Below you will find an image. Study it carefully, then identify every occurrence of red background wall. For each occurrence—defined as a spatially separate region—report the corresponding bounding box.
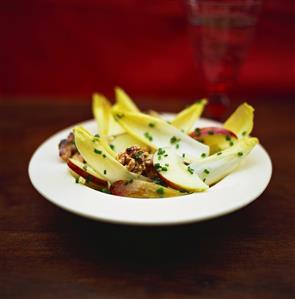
[0,0,294,100]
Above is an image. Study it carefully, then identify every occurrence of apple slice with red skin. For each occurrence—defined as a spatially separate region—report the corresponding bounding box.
[67,158,108,189]
[189,127,238,155]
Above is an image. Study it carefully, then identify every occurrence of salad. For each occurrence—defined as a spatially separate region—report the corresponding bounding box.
[58,87,258,198]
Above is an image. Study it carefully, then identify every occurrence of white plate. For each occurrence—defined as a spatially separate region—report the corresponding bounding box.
[28,116,272,226]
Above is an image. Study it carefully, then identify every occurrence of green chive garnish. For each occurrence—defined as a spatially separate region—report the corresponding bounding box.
[156,187,165,196]
[144,132,153,141]
[187,166,194,175]
[94,149,102,154]
[194,128,201,136]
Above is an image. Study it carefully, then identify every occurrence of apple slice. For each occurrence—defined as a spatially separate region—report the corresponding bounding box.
[153,147,208,192]
[223,103,254,138]
[190,126,238,154]
[67,158,108,188]
[113,111,209,162]
[110,180,183,198]
[171,99,207,133]
[74,126,149,183]
[190,137,259,186]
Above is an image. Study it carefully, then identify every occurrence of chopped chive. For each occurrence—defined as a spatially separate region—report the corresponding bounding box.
[164,154,168,157]
[201,153,207,158]
[157,148,166,155]
[144,132,153,141]
[134,151,143,160]
[161,167,168,172]
[226,135,231,141]
[153,177,163,185]
[154,163,161,170]
[75,176,80,183]
[203,169,210,174]
[229,141,234,146]
[101,188,110,194]
[182,153,185,158]
[103,170,107,175]
[176,144,180,149]
[156,187,165,196]
[217,152,222,155]
[94,134,100,138]
[94,149,102,154]
[102,154,107,158]
[116,113,124,119]
[203,178,206,182]
[165,163,169,167]
[237,152,243,157]
[194,128,201,136]
[110,144,115,150]
[148,122,156,128]
[187,166,194,175]
[170,136,178,144]
[242,131,247,136]
[208,130,214,135]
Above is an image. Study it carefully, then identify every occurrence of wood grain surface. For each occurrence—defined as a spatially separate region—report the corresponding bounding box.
[0,99,294,299]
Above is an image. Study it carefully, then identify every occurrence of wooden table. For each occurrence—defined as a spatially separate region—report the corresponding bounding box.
[0,99,294,299]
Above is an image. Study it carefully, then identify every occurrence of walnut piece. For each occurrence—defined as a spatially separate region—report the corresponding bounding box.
[117,146,157,178]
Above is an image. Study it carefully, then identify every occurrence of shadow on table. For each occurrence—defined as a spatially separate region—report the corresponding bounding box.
[51,202,261,270]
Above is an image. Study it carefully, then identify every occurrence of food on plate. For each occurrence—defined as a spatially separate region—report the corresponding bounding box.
[58,87,258,198]
[189,127,238,154]
[67,158,108,189]
[58,132,84,162]
[110,180,183,198]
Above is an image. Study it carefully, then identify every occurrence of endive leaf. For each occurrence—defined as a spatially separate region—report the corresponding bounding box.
[109,133,148,154]
[73,126,148,183]
[171,99,207,133]
[115,87,140,112]
[223,103,254,138]
[190,137,258,186]
[92,93,111,136]
[108,87,139,136]
[113,111,209,161]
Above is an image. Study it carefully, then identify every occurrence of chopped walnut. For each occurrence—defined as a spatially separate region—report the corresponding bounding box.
[58,132,84,162]
[117,146,158,178]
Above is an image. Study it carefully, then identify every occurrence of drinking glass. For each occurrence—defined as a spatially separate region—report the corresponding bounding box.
[186,0,262,119]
